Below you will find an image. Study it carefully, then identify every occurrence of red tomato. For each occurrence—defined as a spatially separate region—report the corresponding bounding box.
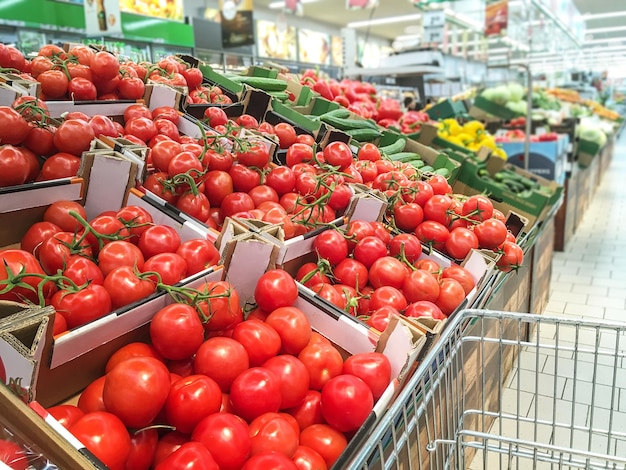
[388,233,423,263]
[343,352,392,401]
[150,303,204,360]
[125,117,157,142]
[254,269,298,312]
[123,428,158,470]
[497,241,524,273]
[151,432,188,469]
[194,337,249,392]
[445,227,479,260]
[402,269,440,303]
[154,442,219,470]
[204,107,228,128]
[368,256,408,290]
[313,229,348,266]
[323,141,353,170]
[474,218,508,249]
[357,143,381,161]
[164,374,222,434]
[293,445,328,470]
[176,239,220,275]
[286,143,314,167]
[0,250,54,304]
[69,412,131,470]
[297,342,343,391]
[197,280,242,333]
[286,390,324,430]
[462,194,494,223]
[38,69,69,98]
[221,191,255,218]
[20,221,61,256]
[333,258,368,290]
[353,236,388,269]
[39,152,82,182]
[0,145,29,187]
[103,356,171,428]
[369,285,407,312]
[415,220,450,251]
[204,170,233,206]
[274,122,297,149]
[118,77,145,100]
[105,342,162,373]
[299,424,347,468]
[24,126,55,158]
[115,205,153,241]
[46,404,84,429]
[90,51,120,80]
[103,265,155,310]
[243,451,298,470]
[53,119,95,157]
[263,355,310,409]
[320,374,373,432]
[137,225,181,259]
[51,284,112,329]
[230,367,282,422]
[0,106,32,146]
[404,301,446,320]
[236,141,270,168]
[77,376,106,414]
[98,240,145,277]
[435,277,466,316]
[428,174,451,195]
[393,202,424,232]
[265,166,296,196]
[265,306,312,356]
[249,413,299,457]
[441,265,475,295]
[231,319,281,367]
[192,413,251,470]
[68,77,97,101]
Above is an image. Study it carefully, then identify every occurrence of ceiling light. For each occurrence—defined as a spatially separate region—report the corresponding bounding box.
[584,36,626,44]
[444,8,482,31]
[586,25,626,34]
[268,0,319,8]
[582,11,626,21]
[347,13,422,28]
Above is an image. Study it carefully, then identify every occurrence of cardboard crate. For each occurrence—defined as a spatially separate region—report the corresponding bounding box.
[529,216,555,315]
[0,72,40,98]
[410,122,484,163]
[425,98,467,120]
[553,169,578,252]
[500,136,569,184]
[469,95,523,121]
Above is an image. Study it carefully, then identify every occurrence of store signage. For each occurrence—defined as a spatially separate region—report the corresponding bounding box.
[284,0,303,15]
[220,0,255,48]
[119,0,184,21]
[84,0,121,36]
[485,0,508,37]
[423,9,445,44]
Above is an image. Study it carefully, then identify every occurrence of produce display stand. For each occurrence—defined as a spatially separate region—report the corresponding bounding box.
[346,309,626,469]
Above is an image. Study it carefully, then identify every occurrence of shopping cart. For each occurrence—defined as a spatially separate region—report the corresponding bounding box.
[347,309,626,469]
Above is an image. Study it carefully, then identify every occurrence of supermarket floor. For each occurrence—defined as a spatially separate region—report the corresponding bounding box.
[468,131,626,469]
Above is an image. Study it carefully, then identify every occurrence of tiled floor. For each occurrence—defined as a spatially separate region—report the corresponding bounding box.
[468,132,626,469]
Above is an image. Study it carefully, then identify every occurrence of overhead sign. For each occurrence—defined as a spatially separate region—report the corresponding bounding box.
[220,0,255,48]
[423,9,445,44]
[119,0,183,21]
[284,0,303,15]
[84,0,121,36]
[485,0,508,36]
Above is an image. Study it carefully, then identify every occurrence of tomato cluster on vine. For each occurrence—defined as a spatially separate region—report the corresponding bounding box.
[0,200,220,334]
[45,269,391,470]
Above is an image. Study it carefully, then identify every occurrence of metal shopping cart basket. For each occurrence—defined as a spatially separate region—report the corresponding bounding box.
[346,309,626,469]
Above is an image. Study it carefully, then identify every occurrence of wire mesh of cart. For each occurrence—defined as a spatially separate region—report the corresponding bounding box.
[346,309,626,470]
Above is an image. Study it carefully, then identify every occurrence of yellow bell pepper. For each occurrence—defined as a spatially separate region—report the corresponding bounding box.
[461,120,485,135]
[440,118,462,136]
[492,147,508,160]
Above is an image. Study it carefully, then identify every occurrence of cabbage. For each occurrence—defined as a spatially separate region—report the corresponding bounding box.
[482,85,510,105]
[577,125,607,146]
[506,100,527,115]
[507,83,525,102]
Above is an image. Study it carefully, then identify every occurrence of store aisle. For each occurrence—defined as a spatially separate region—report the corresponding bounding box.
[468,132,626,469]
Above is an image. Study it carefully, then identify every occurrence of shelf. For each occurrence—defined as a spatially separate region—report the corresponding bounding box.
[343,65,444,78]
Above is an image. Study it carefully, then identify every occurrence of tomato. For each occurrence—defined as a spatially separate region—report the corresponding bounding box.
[231,319,281,367]
[152,106,180,124]
[441,265,475,296]
[154,442,219,470]
[103,356,170,428]
[311,229,347,266]
[38,69,69,98]
[164,374,222,434]
[68,45,95,65]
[298,342,343,391]
[368,256,408,290]
[221,191,256,218]
[203,106,228,128]
[230,367,282,421]
[0,145,29,187]
[125,428,158,470]
[393,202,424,232]
[103,265,155,309]
[462,194,494,223]
[137,225,181,259]
[53,119,95,156]
[176,238,220,275]
[47,404,84,429]
[236,114,259,128]
[149,303,204,360]
[249,413,299,457]
[327,183,352,212]
[243,451,298,469]
[369,285,407,312]
[474,218,508,249]
[274,122,297,149]
[176,192,211,222]
[116,205,153,241]
[299,424,347,468]
[51,284,112,329]
[343,352,392,401]
[77,376,107,414]
[264,306,312,356]
[24,126,55,157]
[142,252,187,285]
[90,51,120,80]
[497,241,524,273]
[152,432,188,469]
[293,446,328,470]
[285,143,314,167]
[404,300,445,320]
[332,258,368,291]
[388,233,422,264]
[352,236,388,269]
[194,337,249,392]
[98,240,145,277]
[435,277,466,316]
[125,117,157,143]
[68,77,97,101]
[263,354,310,409]
[357,143,381,161]
[0,107,31,145]
[30,55,54,77]
[143,172,179,204]
[38,152,81,181]
[192,413,251,470]
[323,141,353,170]
[105,342,162,373]
[123,104,152,122]
[117,76,144,100]
[402,269,440,303]
[254,269,298,312]
[428,174,451,195]
[197,280,242,333]
[0,250,54,304]
[445,227,479,260]
[265,166,296,196]
[320,374,373,433]
[236,141,271,168]
[69,412,131,470]
[415,220,450,251]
